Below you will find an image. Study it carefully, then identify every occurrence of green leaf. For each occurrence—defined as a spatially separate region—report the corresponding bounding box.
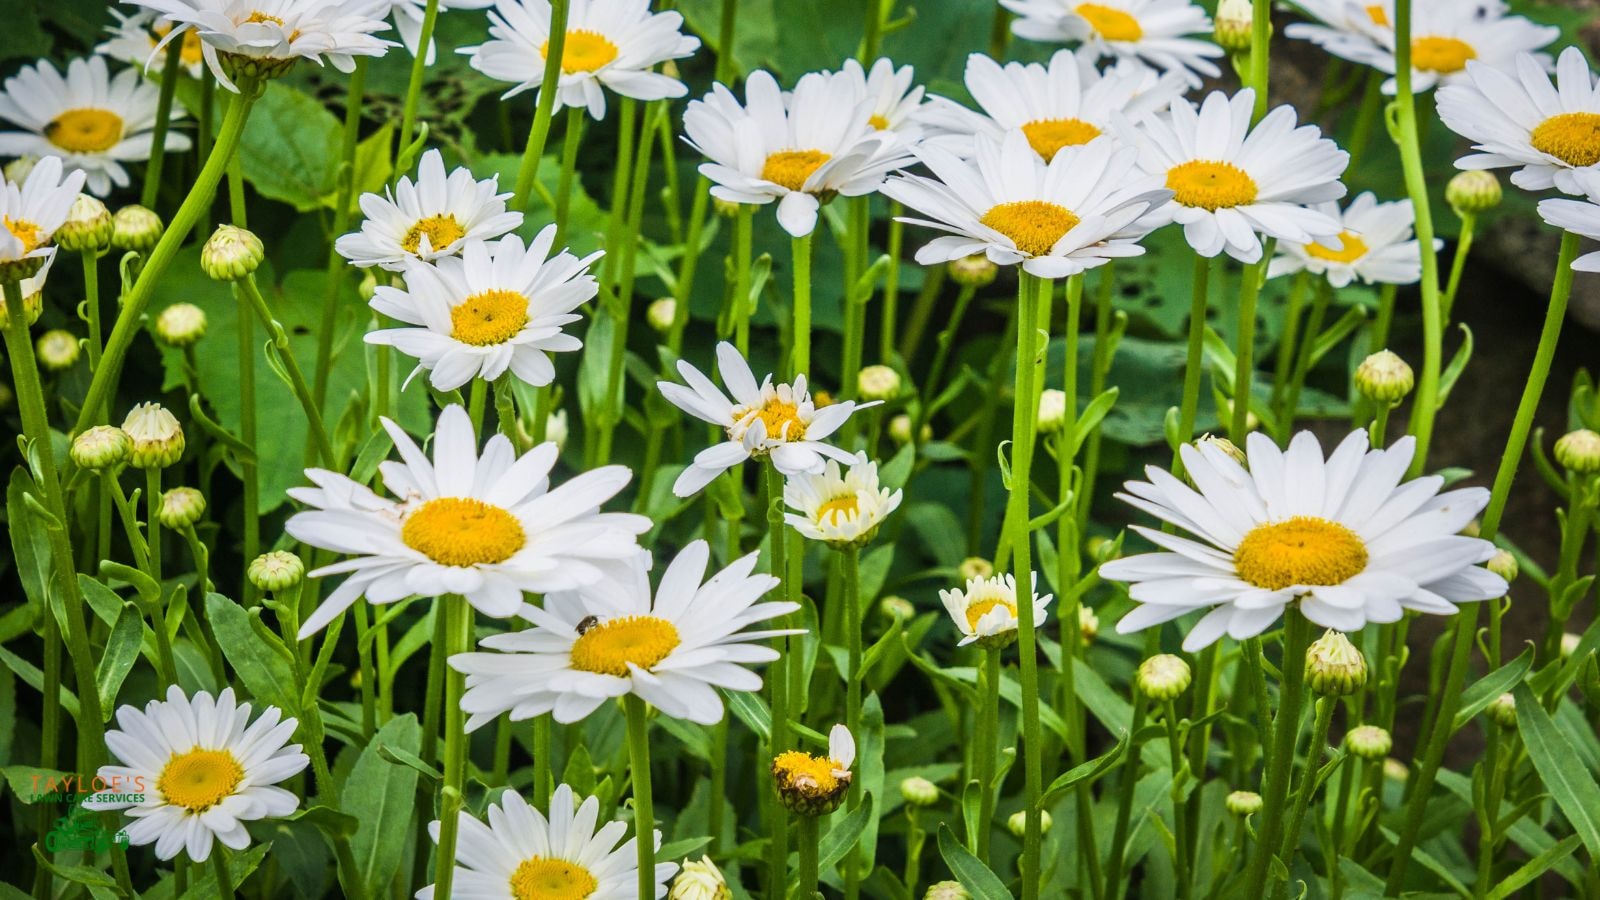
[1452,646,1533,732]
[343,713,422,898]
[30,846,122,895]
[1513,682,1600,860]
[238,83,341,211]
[1485,834,1581,900]
[1041,733,1128,804]
[204,593,298,715]
[816,796,875,872]
[937,824,1015,900]
[95,604,143,719]
[725,689,772,743]
[7,469,51,610]
[285,804,360,836]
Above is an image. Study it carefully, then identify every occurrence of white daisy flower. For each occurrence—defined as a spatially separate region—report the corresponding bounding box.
[1000,0,1224,87]
[824,57,927,140]
[366,226,600,391]
[940,572,1055,648]
[682,69,914,237]
[377,0,495,65]
[783,451,904,547]
[1268,192,1431,287]
[417,784,675,900]
[284,404,649,638]
[1537,169,1600,272]
[883,129,1170,278]
[1,155,84,278]
[98,9,208,79]
[656,342,880,497]
[451,539,798,728]
[772,723,857,815]
[1100,430,1508,651]
[462,0,701,121]
[0,56,192,198]
[1133,89,1348,264]
[125,0,396,93]
[82,686,308,863]
[335,148,524,271]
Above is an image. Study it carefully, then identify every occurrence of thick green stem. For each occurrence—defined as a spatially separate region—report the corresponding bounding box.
[625,695,657,900]
[430,596,472,899]
[554,107,585,247]
[1106,692,1150,894]
[797,814,820,898]
[1243,609,1313,897]
[764,462,791,897]
[791,234,814,378]
[212,847,234,899]
[1164,701,1192,900]
[1248,0,1271,120]
[511,0,571,210]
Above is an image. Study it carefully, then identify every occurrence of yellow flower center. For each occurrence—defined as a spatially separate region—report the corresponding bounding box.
[158,748,244,812]
[816,494,859,526]
[244,11,285,26]
[509,857,598,900]
[44,108,125,154]
[401,214,466,255]
[4,218,45,255]
[449,288,529,346]
[964,597,1017,631]
[772,751,843,796]
[1233,516,1368,591]
[1365,4,1388,26]
[868,114,890,130]
[1166,160,1259,211]
[761,150,832,192]
[1305,230,1369,264]
[737,398,807,442]
[541,29,619,74]
[1021,117,1103,161]
[1410,36,1476,74]
[1075,3,1143,41]
[569,615,681,676]
[979,200,1080,257]
[1530,112,1600,167]
[401,497,525,568]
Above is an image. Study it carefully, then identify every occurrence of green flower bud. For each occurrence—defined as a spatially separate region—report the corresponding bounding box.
[947,254,997,288]
[1345,725,1392,760]
[122,402,185,469]
[857,364,901,401]
[55,195,114,253]
[879,595,915,623]
[1007,809,1051,838]
[1355,350,1414,404]
[248,551,306,592]
[1137,654,1191,701]
[3,155,37,187]
[35,329,80,372]
[71,425,132,471]
[1383,758,1409,781]
[958,557,994,582]
[1036,388,1067,434]
[900,776,939,807]
[0,279,44,326]
[111,205,164,252]
[1077,605,1099,647]
[1486,549,1518,583]
[924,881,972,900]
[1225,790,1263,816]
[888,413,929,446]
[712,197,746,218]
[1446,170,1501,216]
[155,303,208,348]
[1214,0,1254,51]
[158,487,206,529]
[1486,692,1517,730]
[647,297,676,334]
[1306,630,1367,696]
[201,225,265,281]
[1554,429,1600,475]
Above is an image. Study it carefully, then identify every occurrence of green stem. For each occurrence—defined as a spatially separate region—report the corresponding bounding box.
[709,716,729,852]
[1243,609,1313,898]
[972,647,1001,858]
[554,106,585,247]
[238,277,336,466]
[212,847,234,899]
[914,285,975,450]
[147,467,163,586]
[397,0,440,154]
[624,695,657,900]
[1442,212,1476,321]
[716,0,740,82]
[533,715,552,808]
[1105,692,1149,895]
[1270,271,1309,413]
[844,546,863,798]
[142,47,184,210]
[764,461,791,897]
[797,814,820,898]
[880,206,904,362]
[791,234,814,378]
[1248,0,1271,120]
[1276,696,1335,880]
[734,206,755,354]
[1279,278,1332,440]
[1164,700,1192,900]
[313,57,367,413]
[1174,254,1210,469]
[511,0,571,210]
[430,596,472,899]
[236,292,259,571]
[82,251,104,375]
[1231,254,1268,443]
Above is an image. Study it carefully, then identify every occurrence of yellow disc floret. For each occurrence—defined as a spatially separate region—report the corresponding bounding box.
[1410,36,1476,74]
[158,748,244,812]
[816,494,860,527]
[509,857,599,900]
[1022,118,1102,161]
[1233,516,1368,591]
[401,214,466,255]
[1306,230,1369,264]
[1531,112,1600,168]
[1075,3,1143,41]
[449,288,530,346]
[760,150,832,192]
[1166,160,1258,211]
[542,29,620,74]
[45,109,124,154]
[401,497,526,568]
[569,615,681,677]
[979,200,1080,257]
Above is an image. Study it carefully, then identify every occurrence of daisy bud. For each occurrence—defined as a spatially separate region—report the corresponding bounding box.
[3,155,36,186]
[1561,632,1583,659]
[879,595,915,623]
[1554,429,1600,474]
[201,225,265,281]
[1008,809,1051,838]
[1196,433,1246,467]
[1306,630,1367,696]
[55,195,114,253]
[1383,758,1409,781]
[0,283,43,327]
[219,51,297,84]
[958,557,994,582]
[900,776,939,807]
[154,303,208,348]
[1345,725,1392,760]
[668,857,730,900]
[358,269,379,301]
[545,409,570,450]
[1077,605,1100,646]
[947,254,997,288]
[1445,170,1501,216]
[647,297,676,334]
[1225,790,1262,816]
[924,882,972,900]
[1486,692,1517,729]
[1087,535,1118,563]
[158,487,206,530]
[857,364,901,401]
[1136,654,1191,701]
[1486,549,1518,583]
[122,402,185,469]
[35,329,80,372]
[1037,388,1068,434]
[111,205,164,252]
[248,551,306,593]
[71,426,132,471]
[1214,0,1254,51]
[888,413,930,445]
[1355,350,1414,405]
[713,197,746,218]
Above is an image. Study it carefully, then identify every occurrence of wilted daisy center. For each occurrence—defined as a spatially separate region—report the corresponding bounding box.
[736,398,806,442]
[158,748,243,812]
[401,214,465,255]
[1530,112,1600,167]
[772,750,843,794]
[1410,36,1477,74]
[569,615,681,676]
[980,200,1080,256]
[761,150,832,192]
[449,289,529,346]
[1307,230,1369,263]
[4,217,43,254]
[1167,161,1258,211]
[401,498,525,567]
[44,109,124,154]
[541,29,619,74]
[1074,3,1143,41]
[1022,118,1102,161]
[508,856,598,900]
[1233,516,1368,591]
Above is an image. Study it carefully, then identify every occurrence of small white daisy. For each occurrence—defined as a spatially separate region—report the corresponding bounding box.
[1001,0,1224,87]
[451,539,798,727]
[1133,88,1348,264]
[1537,169,1600,272]
[367,226,600,391]
[1311,0,1557,95]
[378,0,495,64]
[656,341,880,497]
[825,57,927,140]
[98,9,209,79]
[883,129,1170,278]
[285,404,649,638]
[416,784,675,900]
[682,69,914,237]
[940,572,1055,648]
[783,451,904,547]
[82,686,308,863]
[1100,430,1508,651]
[1268,192,1431,287]
[1,155,84,278]
[462,0,701,121]
[335,148,524,271]
[772,724,857,815]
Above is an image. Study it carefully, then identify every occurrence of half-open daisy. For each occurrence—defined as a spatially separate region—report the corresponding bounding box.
[1537,169,1600,272]
[784,452,903,547]
[656,342,879,497]
[772,724,856,816]
[1268,192,1430,287]
[883,128,1170,278]
[285,404,649,638]
[417,784,675,900]
[335,148,524,271]
[1133,88,1348,264]
[1001,0,1224,87]
[940,572,1054,649]
[1,155,84,282]
[98,9,209,79]
[82,686,308,862]
[827,57,927,140]
[1312,0,1557,95]
[1100,430,1508,651]
[463,0,701,121]
[451,539,798,727]
[366,226,600,391]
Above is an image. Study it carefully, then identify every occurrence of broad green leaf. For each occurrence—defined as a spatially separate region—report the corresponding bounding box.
[937,824,1014,900]
[204,593,298,715]
[239,83,341,211]
[1514,682,1600,859]
[95,604,144,719]
[343,714,422,899]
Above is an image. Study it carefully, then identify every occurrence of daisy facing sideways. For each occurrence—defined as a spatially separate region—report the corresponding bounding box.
[98,9,207,78]
[1268,193,1431,288]
[1000,0,1224,87]
[83,687,308,862]
[1,155,85,280]
[335,148,523,271]
[1310,0,1557,95]
[772,724,857,816]
[1100,430,1508,651]
[657,342,880,497]
[285,404,649,638]
[451,539,798,727]
[784,452,904,547]
[417,784,675,900]
[824,57,927,141]
[367,226,600,391]
[1536,168,1600,272]
[941,572,1055,649]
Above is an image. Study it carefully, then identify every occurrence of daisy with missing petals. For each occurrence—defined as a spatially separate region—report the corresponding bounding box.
[883,129,1170,278]
[367,226,600,391]
[335,149,523,271]
[1312,0,1557,95]
[1000,0,1224,87]
[0,56,192,198]
[463,0,701,121]
[1536,169,1600,272]
[418,784,674,900]
[772,724,857,816]
[98,10,208,79]
[451,539,798,727]
[941,572,1054,649]
[82,686,308,862]
[1,155,84,282]
[1268,193,1430,287]
[1133,89,1348,264]
[784,452,904,547]
[683,70,913,237]
[1100,430,1508,651]
[657,342,880,497]
[285,404,649,638]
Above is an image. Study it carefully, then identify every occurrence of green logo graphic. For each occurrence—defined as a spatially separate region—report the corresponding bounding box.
[44,804,129,854]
